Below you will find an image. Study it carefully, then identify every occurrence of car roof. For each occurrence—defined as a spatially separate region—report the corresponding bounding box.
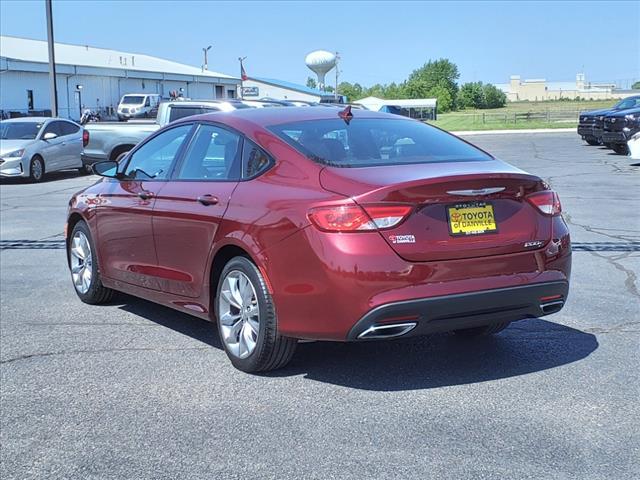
[1,116,51,123]
[190,105,397,128]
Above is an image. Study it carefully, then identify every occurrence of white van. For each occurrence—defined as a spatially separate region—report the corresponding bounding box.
[117,94,161,121]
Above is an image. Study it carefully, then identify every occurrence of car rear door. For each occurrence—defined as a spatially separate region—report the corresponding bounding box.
[95,124,194,289]
[39,121,64,171]
[151,123,244,298]
[58,121,82,167]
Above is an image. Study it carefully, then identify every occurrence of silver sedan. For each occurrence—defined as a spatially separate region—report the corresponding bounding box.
[0,117,86,182]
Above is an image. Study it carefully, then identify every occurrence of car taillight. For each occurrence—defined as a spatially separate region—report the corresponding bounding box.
[82,130,89,147]
[308,204,412,232]
[526,190,562,216]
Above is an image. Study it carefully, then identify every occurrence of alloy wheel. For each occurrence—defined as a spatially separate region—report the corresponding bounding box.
[70,231,93,294]
[218,270,260,359]
[31,159,43,180]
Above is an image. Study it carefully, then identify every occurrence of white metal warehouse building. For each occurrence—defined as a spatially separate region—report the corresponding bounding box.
[0,35,240,120]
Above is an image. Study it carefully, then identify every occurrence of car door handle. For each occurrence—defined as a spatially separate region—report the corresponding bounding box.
[197,194,219,206]
[138,191,154,200]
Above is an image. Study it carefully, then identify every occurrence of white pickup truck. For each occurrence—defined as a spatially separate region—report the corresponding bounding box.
[81,100,251,168]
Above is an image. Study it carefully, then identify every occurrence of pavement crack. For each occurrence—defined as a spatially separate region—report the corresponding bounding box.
[588,251,640,301]
[0,346,212,365]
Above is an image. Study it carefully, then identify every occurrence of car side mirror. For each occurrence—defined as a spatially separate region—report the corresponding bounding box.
[92,160,120,178]
[43,132,57,140]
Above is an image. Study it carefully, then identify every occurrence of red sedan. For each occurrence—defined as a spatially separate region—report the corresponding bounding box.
[66,107,571,372]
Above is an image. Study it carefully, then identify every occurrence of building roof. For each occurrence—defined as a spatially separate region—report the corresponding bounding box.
[248,76,334,98]
[356,96,437,111]
[0,35,238,80]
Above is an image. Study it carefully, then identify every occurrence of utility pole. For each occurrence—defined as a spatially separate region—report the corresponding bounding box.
[45,0,58,117]
[202,45,212,71]
[334,51,340,102]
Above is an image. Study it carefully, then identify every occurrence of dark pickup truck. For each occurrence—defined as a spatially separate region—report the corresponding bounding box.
[602,107,640,155]
[578,95,640,145]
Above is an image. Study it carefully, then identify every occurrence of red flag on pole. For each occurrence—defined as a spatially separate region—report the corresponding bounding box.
[241,62,248,81]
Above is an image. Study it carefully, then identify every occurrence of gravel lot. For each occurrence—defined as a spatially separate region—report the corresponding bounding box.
[1,132,638,479]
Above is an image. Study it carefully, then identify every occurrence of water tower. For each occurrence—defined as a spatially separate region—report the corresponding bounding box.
[305,50,336,91]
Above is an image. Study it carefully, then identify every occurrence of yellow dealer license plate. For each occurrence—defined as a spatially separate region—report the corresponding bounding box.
[447,202,498,236]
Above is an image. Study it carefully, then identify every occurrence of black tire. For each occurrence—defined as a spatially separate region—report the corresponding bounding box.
[29,155,45,182]
[215,256,297,373]
[114,151,129,163]
[612,144,629,155]
[585,137,600,146]
[77,164,92,175]
[68,221,114,304]
[453,322,510,338]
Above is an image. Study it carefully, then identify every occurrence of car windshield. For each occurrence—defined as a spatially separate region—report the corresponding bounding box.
[615,97,640,109]
[121,96,145,105]
[268,117,492,167]
[0,122,43,140]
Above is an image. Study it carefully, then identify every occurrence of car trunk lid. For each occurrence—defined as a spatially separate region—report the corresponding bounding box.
[319,160,550,262]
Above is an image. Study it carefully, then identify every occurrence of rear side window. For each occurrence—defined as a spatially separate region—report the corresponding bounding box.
[177,124,241,181]
[124,124,192,180]
[59,121,80,136]
[169,107,220,123]
[242,139,272,178]
[268,118,491,167]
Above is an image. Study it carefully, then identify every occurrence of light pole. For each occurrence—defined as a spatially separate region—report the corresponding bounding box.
[76,84,83,119]
[202,45,212,71]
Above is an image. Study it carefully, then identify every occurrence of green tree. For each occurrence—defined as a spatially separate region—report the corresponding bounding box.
[404,59,459,111]
[632,81,640,90]
[338,82,364,102]
[306,77,317,89]
[458,82,485,109]
[429,79,454,113]
[482,84,507,108]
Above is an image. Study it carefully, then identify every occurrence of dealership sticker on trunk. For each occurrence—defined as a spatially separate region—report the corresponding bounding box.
[389,234,416,244]
[447,202,498,236]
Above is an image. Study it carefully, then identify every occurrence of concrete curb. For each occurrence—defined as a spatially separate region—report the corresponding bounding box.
[451,128,575,135]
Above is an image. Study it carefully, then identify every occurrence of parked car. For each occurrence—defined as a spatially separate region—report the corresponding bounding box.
[577,95,640,145]
[82,100,251,168]
[117,94,161,121]
[1,117,87,182]
[602,107,640,155]
[66,107,571,372]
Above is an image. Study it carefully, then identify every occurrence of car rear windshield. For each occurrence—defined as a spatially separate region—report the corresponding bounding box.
[121,96,145,104]
[0,122,43,140]
[268,117,492,167]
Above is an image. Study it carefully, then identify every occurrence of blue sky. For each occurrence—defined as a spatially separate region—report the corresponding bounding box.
[1,0,638,87]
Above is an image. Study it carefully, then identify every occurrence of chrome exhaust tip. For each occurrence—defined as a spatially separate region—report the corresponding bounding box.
[540,300,564,315]
[357,322,417,340]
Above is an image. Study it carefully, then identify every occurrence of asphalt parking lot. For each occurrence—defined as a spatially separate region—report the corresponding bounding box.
[1,132,638,479]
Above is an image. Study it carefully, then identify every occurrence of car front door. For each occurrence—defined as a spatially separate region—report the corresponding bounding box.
[152,123,243,299]
[95,124,193,289]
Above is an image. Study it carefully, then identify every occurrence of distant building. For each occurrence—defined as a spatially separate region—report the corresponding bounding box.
[495,73,636,102]
[0,35,240,120]
[240,77,337,103]
[356,96,437,120]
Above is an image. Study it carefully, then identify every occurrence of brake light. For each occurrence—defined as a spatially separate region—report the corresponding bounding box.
[308,204,412,232]
[82,130,90,147]
[526,190,562,216]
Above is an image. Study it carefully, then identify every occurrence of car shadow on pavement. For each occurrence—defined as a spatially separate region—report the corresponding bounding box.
[113,294,597,391]
[0,170,90,184]
[277,319,598,391]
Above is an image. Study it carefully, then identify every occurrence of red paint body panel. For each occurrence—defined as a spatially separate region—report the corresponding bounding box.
[67,107,571,341]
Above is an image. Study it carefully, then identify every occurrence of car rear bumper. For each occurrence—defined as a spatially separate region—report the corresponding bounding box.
[347,281,569,340]
[81,152,106,166]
